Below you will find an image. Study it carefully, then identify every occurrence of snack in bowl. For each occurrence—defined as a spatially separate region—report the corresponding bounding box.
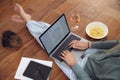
[89,26,104,38]
[86,22,108,39]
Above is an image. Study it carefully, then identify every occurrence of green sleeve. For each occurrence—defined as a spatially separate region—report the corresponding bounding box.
[91,40,120,49]
[71,64,92,80]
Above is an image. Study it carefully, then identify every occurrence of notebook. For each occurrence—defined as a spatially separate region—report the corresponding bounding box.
[14,57,53,80]
[23,61,52,80]
[39,14,81,61]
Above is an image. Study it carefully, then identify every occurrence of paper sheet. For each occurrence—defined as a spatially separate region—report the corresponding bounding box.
[14,57,53,80]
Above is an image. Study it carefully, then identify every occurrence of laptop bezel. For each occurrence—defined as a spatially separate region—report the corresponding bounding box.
[39,13,71,56]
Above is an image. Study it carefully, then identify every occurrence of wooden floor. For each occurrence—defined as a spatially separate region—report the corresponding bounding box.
[0,0,120,80]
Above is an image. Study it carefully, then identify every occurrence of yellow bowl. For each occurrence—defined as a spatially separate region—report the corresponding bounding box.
[86,22,109,39]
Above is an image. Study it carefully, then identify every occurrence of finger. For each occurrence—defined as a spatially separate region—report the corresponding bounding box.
[66,50,70,53]
[69,43,77,48]
[69,40,76,46]
[62,50,68,54]
[59,55,65,60]
[63,50,69,55]
[62,50,70,56]
[73,46,80,49]
[61,52,65,57]
[62,50,69,56]
[73,44,81,49]
[69,44,74,48]
[69,40,78,47]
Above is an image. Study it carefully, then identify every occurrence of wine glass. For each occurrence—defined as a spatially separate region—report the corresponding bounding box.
[70,10,80,32]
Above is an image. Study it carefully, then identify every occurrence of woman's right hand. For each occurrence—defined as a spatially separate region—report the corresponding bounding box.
[69,40,91,50]
[60,50,77,67]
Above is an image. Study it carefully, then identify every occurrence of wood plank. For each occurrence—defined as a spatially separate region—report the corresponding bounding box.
[0,0,120,80]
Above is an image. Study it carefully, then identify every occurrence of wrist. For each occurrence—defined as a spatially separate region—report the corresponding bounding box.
[70,61,77,67]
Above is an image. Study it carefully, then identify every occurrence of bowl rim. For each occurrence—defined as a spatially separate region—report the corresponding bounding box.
[86,21,109,39]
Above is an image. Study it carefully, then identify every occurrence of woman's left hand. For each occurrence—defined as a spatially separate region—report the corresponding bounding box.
[69,40,90,50]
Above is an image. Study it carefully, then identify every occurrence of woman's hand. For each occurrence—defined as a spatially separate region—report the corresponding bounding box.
[60,50,77,67]
[69,40,91,50]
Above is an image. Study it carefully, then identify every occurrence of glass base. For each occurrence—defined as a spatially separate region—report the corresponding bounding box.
[71,25,79,32]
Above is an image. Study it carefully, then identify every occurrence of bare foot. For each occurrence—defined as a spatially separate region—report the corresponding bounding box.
[11,15,24,23]
[11,3,31,23]
[14,3,31,19]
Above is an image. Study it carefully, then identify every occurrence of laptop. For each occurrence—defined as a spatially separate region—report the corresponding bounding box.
[39,14,82,62]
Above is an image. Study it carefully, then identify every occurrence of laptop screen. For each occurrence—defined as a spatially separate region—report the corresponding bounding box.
[39,14,70,55]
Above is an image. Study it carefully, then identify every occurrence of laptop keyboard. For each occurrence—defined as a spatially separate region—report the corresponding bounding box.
[52,34,81,61]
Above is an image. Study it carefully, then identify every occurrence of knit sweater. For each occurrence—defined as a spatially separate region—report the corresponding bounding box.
[71,40,120,80]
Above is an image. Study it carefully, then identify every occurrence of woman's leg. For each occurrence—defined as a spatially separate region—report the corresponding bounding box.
[11,3,31,23]
[11,3,50,47]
